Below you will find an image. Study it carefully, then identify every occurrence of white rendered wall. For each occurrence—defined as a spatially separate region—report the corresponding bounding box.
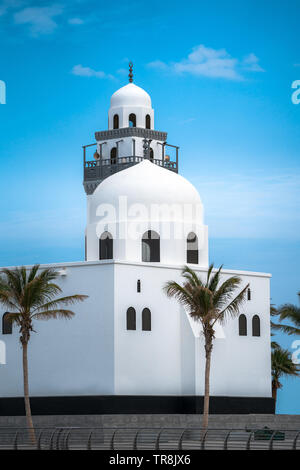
[0,262,115,398]
[113,262,271,398]
[108,106,154,130]
[0,261,271,399]
[86,217,208,267]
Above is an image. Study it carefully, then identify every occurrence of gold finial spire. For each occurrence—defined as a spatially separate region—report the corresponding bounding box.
[129,61,133,83]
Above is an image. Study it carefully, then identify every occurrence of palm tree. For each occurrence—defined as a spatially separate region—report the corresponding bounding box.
[271,346,300,409]
[0,265,88,443]
[272,292,300,336]
[164,264,248,429]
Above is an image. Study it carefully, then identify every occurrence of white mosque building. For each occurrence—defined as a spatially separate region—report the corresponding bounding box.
[0,65,273,415]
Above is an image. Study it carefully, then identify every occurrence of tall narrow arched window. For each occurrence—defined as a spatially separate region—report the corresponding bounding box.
[142,308,151,331]
[187,232,198,264]
[99,232,113,260]
[252,315,261,337]
[2,313,12,335]
[142,230,160,262]
[145,114,151,129]
[238,314,247,336]
[150,148,154,161]
[110,147,117,165]
[126,307,136,330]
[113,114,119,129]
[129,113,136,127]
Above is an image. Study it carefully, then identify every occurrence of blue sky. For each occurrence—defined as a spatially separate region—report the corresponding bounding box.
[0,0,299,413]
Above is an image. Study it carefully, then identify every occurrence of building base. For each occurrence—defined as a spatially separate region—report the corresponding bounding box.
[0,395,275,416]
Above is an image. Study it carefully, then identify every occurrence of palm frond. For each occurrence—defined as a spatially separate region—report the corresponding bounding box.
[27,264,40,283]
[214,283,249,325]
[212,276,243,311]
[271,322,300,336]
[32,294,88,315]
[206,263,214,285]
[181,265,203,288]
[31,309,76,320]
[208,265,223,292]
[278,303,300,327]
[163,281,195,311]
[272,347,300,381]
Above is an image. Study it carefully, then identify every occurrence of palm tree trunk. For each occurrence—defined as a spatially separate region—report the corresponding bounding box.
[202,335,213,429]
[272,384,277,411]
[22,342,36,445]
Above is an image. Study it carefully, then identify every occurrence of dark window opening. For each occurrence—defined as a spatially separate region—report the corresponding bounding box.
[110,147,117,165]
[99,232,113,260]
[145,114,151,129]
[252,315,261,337]
[113,114,119,129]
[150,148,154,162]
[129,113,136,128]
[239,314,247,336]
[247,288,251,301]
[127,307,136,330]
[142,230,160,262]
[137,280,141,293]
[187,232,199,264]
[142,308,151,331]
[2,313,12,335]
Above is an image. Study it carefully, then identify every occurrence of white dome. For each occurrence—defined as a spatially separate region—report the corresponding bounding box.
[110,83,152,108]
[90,160,203,223]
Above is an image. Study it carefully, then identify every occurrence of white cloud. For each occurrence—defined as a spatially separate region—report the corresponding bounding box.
[148,45,265,80]
[14,4,63,35]
[0,0,23,16]
[242,53,265,72]
[71,64,114,79]
[68,17,84,25]
[148,60,168,70]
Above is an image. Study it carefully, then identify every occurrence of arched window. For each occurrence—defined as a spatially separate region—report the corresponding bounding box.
[187,232,199,264]
[150,148,154,161]
[99,232,113,260]
[126,307,136,330]
[142,230,160,262]
[252,315,261,337]
[145,114,151,129]
[2,313,12,335]
[110,147,117,165]
[142,308,151,331]
[238,314,247,336]
[113,114,119,129]
[129,113,136,128]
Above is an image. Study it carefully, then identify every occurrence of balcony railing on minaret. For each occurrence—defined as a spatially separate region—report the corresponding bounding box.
[83,142,179,195]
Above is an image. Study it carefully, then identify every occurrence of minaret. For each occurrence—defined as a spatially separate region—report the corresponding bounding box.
[83,63,179,195]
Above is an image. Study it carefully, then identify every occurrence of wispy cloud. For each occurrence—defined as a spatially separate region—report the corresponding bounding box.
[0,0,23,16]
[68,17,84,25]
[242,53,265,72]
[13,4,64,36]
[71,64,114,79]
[148,45,265,80]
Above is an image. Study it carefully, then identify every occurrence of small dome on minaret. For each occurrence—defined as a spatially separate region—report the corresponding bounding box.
[108,62,154,130]
[110,83,152,109]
